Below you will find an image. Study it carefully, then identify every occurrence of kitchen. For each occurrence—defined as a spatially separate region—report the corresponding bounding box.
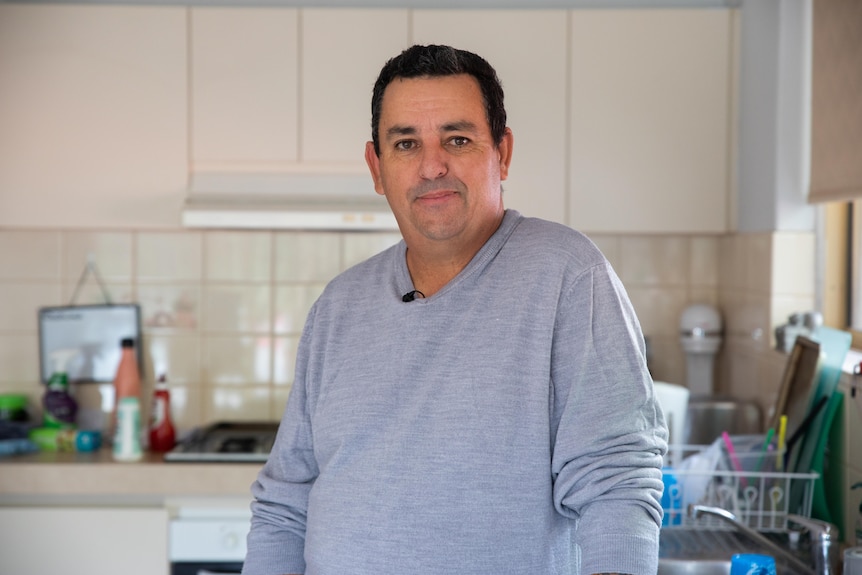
[1,0,860,573]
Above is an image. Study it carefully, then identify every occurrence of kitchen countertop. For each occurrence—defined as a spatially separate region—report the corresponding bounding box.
[0,448,261,506]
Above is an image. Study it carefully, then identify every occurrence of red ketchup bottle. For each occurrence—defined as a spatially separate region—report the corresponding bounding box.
[148,374,176,453]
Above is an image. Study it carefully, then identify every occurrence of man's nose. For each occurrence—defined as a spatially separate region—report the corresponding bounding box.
[418,144,448,180]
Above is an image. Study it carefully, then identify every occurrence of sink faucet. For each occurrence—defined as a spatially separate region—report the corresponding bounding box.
[786,514,839,575]
[688,504,825,575]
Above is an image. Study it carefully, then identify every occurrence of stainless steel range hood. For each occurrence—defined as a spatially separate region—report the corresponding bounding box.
[182,170,399,231]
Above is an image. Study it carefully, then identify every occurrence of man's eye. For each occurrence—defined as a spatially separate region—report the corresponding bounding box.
[449,136,469,147]
[394,140,415,151]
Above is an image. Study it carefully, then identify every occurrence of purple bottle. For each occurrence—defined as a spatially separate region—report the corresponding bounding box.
[43,351,78,428]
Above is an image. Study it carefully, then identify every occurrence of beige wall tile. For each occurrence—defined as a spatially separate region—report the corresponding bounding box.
[619,236,689,286]
[718,234,744,290]
[204,385,272,422]
[204,231,271,282]
[627,286,689,337]
[0,222,822,430]
[273,336,300,386]
[0,283,62,331]
[202,284,271,333]
[743,233,771,294]
[722,339,760,401]
[167,385,205,434]
[274,285,324,335]
[341,232,402,271]
[274,232,341,282]
[202,335,272,385]
[586,234,621,273]
[61,281,134,306]
[690,236,720,287]
[646,334,686,386]
[144,333,201,385]
[62,231,133,282]
[771,232,815,297]
[689,287,720,308]
[138,284,201,330]
[137,231,203,282]
[0,231,61,280]
[0,333,39,384]
[739,293,771,352]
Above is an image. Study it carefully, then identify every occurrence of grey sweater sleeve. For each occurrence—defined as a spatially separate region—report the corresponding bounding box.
[550,261,668,575]
[242,306,319,575]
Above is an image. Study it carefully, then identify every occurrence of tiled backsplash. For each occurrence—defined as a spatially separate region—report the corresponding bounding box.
[0,227,812,435]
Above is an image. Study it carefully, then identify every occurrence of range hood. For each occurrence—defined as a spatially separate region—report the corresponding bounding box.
[182,170,399,231]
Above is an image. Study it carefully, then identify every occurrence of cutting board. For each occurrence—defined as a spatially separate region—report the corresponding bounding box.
[789,327,851,513]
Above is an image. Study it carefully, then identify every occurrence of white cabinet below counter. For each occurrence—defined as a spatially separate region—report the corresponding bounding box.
[0,507,169,575]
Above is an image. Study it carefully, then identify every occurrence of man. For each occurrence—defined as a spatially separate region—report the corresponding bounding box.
[243,44,667,575]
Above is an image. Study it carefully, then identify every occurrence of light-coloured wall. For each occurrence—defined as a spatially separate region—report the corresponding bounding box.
[0,227,725,435]
[716,231,817,418]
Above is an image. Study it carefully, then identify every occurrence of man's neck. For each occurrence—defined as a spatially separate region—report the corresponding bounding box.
[404,213,504,297]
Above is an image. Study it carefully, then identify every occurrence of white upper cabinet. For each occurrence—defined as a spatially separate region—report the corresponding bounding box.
[569,9,733,233]
[0,4,187,228]
[191,7,299,170]
[412,10,569,226]
[0,5,734,232]
[301,9,409,170]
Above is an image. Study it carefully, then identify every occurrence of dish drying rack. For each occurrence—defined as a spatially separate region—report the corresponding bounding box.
[662,441,818,533]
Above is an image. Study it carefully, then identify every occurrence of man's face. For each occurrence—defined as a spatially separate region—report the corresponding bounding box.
[365,74,512,246]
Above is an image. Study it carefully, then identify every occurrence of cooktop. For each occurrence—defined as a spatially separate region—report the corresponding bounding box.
[164,421,279,463]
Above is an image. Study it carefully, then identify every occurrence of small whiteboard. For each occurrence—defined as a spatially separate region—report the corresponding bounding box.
[38,304,142,384]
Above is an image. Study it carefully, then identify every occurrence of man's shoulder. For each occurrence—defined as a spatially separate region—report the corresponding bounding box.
[320,241,401,297]
[510,215,606,266]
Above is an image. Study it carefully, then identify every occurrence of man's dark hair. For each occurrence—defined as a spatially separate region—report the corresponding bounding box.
[370,44,506,155]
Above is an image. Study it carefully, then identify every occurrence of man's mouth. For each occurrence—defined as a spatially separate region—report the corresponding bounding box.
[417,189,458,201]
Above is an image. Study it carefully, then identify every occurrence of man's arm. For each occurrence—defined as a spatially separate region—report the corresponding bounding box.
[549,262,668,575]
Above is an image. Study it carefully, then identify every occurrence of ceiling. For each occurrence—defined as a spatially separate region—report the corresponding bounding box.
[0,0,742,8]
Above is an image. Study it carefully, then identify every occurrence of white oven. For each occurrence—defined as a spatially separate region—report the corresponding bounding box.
[169,505,251,575]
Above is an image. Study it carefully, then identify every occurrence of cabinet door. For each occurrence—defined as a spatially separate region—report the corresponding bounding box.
[301,9,409,170]
[0,5,187,229]
[569,9,732,233]
[191,7,299,170]
[412,10,569,226]
[0,507,169,575]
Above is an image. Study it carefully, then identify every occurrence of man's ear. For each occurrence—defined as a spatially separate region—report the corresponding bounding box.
[365,141,385,196]
[498,127,514,181]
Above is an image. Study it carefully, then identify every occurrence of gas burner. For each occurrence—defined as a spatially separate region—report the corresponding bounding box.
[164,421,278,463]
[218,436,260,454]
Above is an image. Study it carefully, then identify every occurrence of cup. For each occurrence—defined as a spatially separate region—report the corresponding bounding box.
[730,554,776,575]
[845,547,862,575]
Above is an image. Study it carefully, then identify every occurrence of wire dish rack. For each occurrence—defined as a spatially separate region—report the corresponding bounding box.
[662,440,819,533]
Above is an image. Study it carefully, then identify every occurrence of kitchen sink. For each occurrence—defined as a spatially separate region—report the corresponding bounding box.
[658,558,730,575]
[659,529,810,575]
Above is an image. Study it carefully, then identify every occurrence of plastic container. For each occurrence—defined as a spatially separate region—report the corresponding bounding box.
[113,396,143,461]
[111,337,142,439]
[0,394,30,423]
[731,554,776,575]
[845,547,862,575]
[114,338,142,399]
[148,374,176,453]
[29,427,102,452]
[661,438,818,532]
[43,350,79,429]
